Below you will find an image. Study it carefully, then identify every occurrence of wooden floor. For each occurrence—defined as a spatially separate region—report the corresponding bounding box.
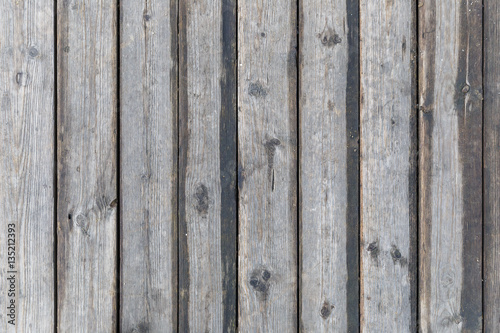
[0,0,498,332]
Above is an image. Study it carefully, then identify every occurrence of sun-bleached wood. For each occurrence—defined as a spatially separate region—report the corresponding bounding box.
[360,0,417,331]
[57,1,118,331]
[299,0,359,331]
[178,0,237,331]
[119,0,178,331]
[0,1,55,331]
[237,0,298,330]
[419,0,482,331]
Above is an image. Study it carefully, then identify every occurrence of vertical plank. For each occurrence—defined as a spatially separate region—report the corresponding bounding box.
[178,0,237,330]
[237,0,297,330]
[57,0,118,331]
[419,0,483,331]
[119,0,178,331]
[0,1,54,331]
[298,0,359,331]
[484,0,500,330]
[360,0,417,331]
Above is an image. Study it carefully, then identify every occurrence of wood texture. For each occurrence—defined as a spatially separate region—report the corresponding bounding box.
[57,1,118,331]
[178,0,237,331]
[419,0,483,331]
[1,2,496,331]
[0,1,54,331]
[298,0,359,331]
[237,0,298,330]
[485,0,500,331]
[119,0,178,331]
[360,0,417,331]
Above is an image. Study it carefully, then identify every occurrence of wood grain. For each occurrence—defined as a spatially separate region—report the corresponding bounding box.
[237,0,298,330]
[298,0,359,331]
[359,0,417,331]
[419,0,483,331]
[119,0,178,331]
[0,1,54,331]
[57,0,118,331]
[178,0,237,331]
[484,0,500,331]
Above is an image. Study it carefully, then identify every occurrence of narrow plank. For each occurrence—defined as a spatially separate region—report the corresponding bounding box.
[419,0,483,331]
[0,1,54,331]
[57,0,118,331]
[298,0,359,330]
[119,0,178,331]
[485,0,500,330]
[237,0,298,330]
[359,0,417,331]
[178,0,237,331]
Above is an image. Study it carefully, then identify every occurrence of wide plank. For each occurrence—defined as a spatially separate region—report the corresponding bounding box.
[419,0,483,331]
[237,0,298,330]
[484,0,500,331]
[359,0,417,331]
[178,0,237,331]
[119,0,178,331]
[298,0,359,331]
[0,1,55,331]
[57,1,118,331]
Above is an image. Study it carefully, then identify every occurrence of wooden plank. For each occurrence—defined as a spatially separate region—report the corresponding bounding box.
[57,1,118,331]
[419,0,483,331]
[485,0,500,331]
[119,0,178,331]
[0,1,54,331]
[237,0,297,330]
[359,0,417,331]
[178,0,237,331]
[298,0,359,331]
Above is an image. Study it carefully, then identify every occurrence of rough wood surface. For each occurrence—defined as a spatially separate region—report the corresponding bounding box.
[419,1,483,331]
[484,0,500,331]
[57,1,118,331]
[237,0,298,330]
[0,1,54,331]
[359,0,417,331]
[119,0,178,332]
[298,0,359,331]
[178,0,237,331]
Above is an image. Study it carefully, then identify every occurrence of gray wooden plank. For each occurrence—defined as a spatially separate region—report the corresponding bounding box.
[298,0,359,331]
[484,0,500,331]
[57,0,118,331]
[119,0,178,331]
[419,0,483,331]
[237,0,298,330]
[0,1,55,331]
[178,0,237,331]
[359,0,417,331]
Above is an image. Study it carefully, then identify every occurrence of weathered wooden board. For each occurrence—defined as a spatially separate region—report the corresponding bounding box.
[119,0,178,332]
[0,1,54,331]
[360,0,417,331]
[485,0,500,331]
[298,0,359,331]
[178,0,237,331]
[237,0,298,330]
[419,0,483,332]
[57,0,118,331]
